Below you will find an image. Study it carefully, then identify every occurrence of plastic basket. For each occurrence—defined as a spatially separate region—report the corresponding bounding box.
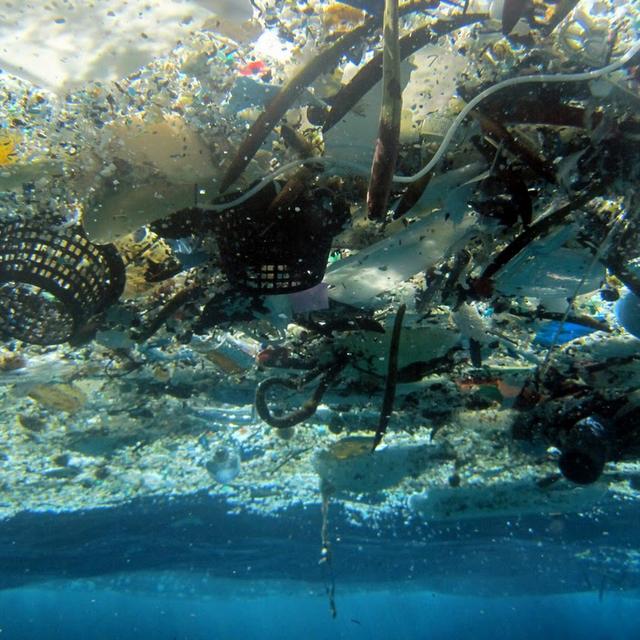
[215,185,347,295]
[0,222,125,345]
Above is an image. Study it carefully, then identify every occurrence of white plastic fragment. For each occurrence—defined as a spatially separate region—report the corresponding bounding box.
[0,0,254,94]
[616,292,640,340]
[324,210,477,307]
[493,224,605,310]
[206,446,241,484]
[452,303,488,344]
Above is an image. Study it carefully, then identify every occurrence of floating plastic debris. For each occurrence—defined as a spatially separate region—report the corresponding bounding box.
[1,1,640,599]
[238,60,269,77]
[206,445,241,484]
[615,292,640,339]
[27,383,87,414]
[559,416,612,485]
[0,131,19,166]
[325,210,477,306]
[0,222,125,345]
[533,321,597,347]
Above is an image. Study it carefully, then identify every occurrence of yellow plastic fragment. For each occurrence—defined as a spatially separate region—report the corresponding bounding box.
[322,3,366,31]
[0,131,20,166]
[326,436,375,461]
[28,383,87,413]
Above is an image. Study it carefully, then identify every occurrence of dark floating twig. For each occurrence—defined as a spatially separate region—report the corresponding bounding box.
[469,108,556,183]
[393,170,432,219]
[266,167,315,216]
[295,316,385,336]
[273,124,323,209]
[396,347,461,382]
[469,337,483,367]
[280,122,317,156]
[367,0,402,220]
[219,20,379,193]
[219,0,437,193]
[270,446,313,474]
[473,93,604,129]
[134,285,204,343]
[509,309,611,333]
[372,303,406,451]
[501,0,528,35]
[322,13,487,133]
[540,0,581,35]
[255,372,330,429]
[471,168,533,228]
[479,183,606,285]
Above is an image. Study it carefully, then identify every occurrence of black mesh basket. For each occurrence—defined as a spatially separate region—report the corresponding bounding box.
[215,185,348,295]
[0,222,125,345]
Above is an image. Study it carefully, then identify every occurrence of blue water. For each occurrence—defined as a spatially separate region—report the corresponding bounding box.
[1,495,639,639]
[1,586,638,640]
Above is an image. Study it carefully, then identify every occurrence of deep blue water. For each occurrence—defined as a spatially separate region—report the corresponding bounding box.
[1,585,639,640]
[1,494,639,639]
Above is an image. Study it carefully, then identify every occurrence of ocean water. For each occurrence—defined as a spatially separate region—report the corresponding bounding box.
[2,588,640,640]
[1,496,640,638]
[1,0,640,638]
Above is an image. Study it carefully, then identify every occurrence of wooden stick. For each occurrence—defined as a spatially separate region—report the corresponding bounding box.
[367,0,402,220]
[219,0,437,193]
[470,108,556,183]
[134,285,203,343]
[322,14,486,133]
[479,184,605,283]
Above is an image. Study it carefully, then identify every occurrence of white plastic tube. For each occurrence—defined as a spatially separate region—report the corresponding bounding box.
[397,39,640,184]
[200,40,640,212]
